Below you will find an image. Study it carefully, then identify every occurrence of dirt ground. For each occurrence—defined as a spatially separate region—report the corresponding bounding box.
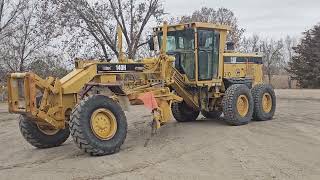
[1,89,320,180]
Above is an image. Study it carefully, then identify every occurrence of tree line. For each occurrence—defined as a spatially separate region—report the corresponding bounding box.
[0,0,319,88]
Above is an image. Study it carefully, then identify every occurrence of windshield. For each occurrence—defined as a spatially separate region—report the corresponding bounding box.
[158,30,194,52]
[158,29,196,80]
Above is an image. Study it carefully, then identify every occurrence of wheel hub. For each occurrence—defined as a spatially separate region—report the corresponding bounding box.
[262,93,272,113]
[237,95,249,117]
[91,108,117,140]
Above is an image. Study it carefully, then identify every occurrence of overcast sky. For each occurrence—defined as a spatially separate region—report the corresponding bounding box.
[163,0,320,39]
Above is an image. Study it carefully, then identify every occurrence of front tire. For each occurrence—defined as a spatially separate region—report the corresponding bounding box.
[19,115,70,148]
[251,84,276,121]
[222,84,254,126]
[70,95,127,156]
[171,101,199,122]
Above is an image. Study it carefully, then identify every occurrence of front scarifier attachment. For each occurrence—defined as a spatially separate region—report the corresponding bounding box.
[8,73,71,148]
[7,73,67,129]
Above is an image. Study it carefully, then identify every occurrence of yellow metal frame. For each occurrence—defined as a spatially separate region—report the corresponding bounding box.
[223,52,264,85]
[7,21,265,131]
[7,55,181,129]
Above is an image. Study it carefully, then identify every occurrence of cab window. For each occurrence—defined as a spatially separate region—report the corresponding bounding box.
[198,30,219,81]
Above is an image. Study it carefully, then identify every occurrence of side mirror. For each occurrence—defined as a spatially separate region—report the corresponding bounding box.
[148,36,155,51]
[226,42,235,51]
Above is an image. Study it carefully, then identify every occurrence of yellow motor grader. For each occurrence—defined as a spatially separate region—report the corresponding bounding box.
[7,22,276,156]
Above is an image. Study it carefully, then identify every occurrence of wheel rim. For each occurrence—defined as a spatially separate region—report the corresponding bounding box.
[90,108,117,140]
[262,93,272,113]
[237,95,249,117]
[37,125,60,135]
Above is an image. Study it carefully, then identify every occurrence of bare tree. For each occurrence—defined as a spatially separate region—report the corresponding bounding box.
[240,35,287,83]
[284,35,297,62]
[0,0,64,72]
[52,0,164,60]
[260,39,284,83]
[282,35,297,88]
[108,0,163,59]
[178,7,245,46]
[0,0,24,41]
[239,34,260,53]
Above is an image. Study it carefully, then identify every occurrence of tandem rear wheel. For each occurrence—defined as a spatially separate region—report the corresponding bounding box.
[222,84,254,126]
[251,84,276,121]
[222,84,276,125]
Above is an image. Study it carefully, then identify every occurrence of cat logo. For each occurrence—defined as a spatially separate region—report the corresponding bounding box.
[235,68,241,76]
[101,66,112,71]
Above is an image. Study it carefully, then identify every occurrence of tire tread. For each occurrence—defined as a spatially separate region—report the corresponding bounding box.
[222,84,253,126]
[69,95,127,156]
[251,84,276,121]
[19,116,70,148]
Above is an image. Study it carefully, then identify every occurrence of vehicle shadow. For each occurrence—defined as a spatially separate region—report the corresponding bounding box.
[175,117,228,126]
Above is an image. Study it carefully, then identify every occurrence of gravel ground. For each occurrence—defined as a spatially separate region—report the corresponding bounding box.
[0,89,320,180]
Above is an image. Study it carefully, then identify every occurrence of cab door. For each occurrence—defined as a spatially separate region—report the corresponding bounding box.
[197,29,220,81]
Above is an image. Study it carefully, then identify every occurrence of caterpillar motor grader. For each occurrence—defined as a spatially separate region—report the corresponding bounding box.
[7,22,276,156]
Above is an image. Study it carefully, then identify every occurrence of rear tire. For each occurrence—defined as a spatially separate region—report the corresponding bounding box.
[251,84,276,121]
[222,84,254,126]
[171,101,199,122]
[201,110,222,119]
[19,115,70,148]
[70,95,127,156]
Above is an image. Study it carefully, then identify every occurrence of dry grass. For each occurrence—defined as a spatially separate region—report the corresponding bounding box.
[264,75,298,89]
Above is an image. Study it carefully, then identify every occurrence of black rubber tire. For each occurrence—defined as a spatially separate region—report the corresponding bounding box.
[251,84,276,121]
[222,84,254,126]
[19,115,70,148]
[171,101,200,122]
[69,95,127,156]
[201,110,222,119]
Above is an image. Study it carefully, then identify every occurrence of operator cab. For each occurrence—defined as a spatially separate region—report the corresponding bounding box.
[151,22,231,84]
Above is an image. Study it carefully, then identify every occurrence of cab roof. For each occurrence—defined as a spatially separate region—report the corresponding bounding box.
[153,22,232,32]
